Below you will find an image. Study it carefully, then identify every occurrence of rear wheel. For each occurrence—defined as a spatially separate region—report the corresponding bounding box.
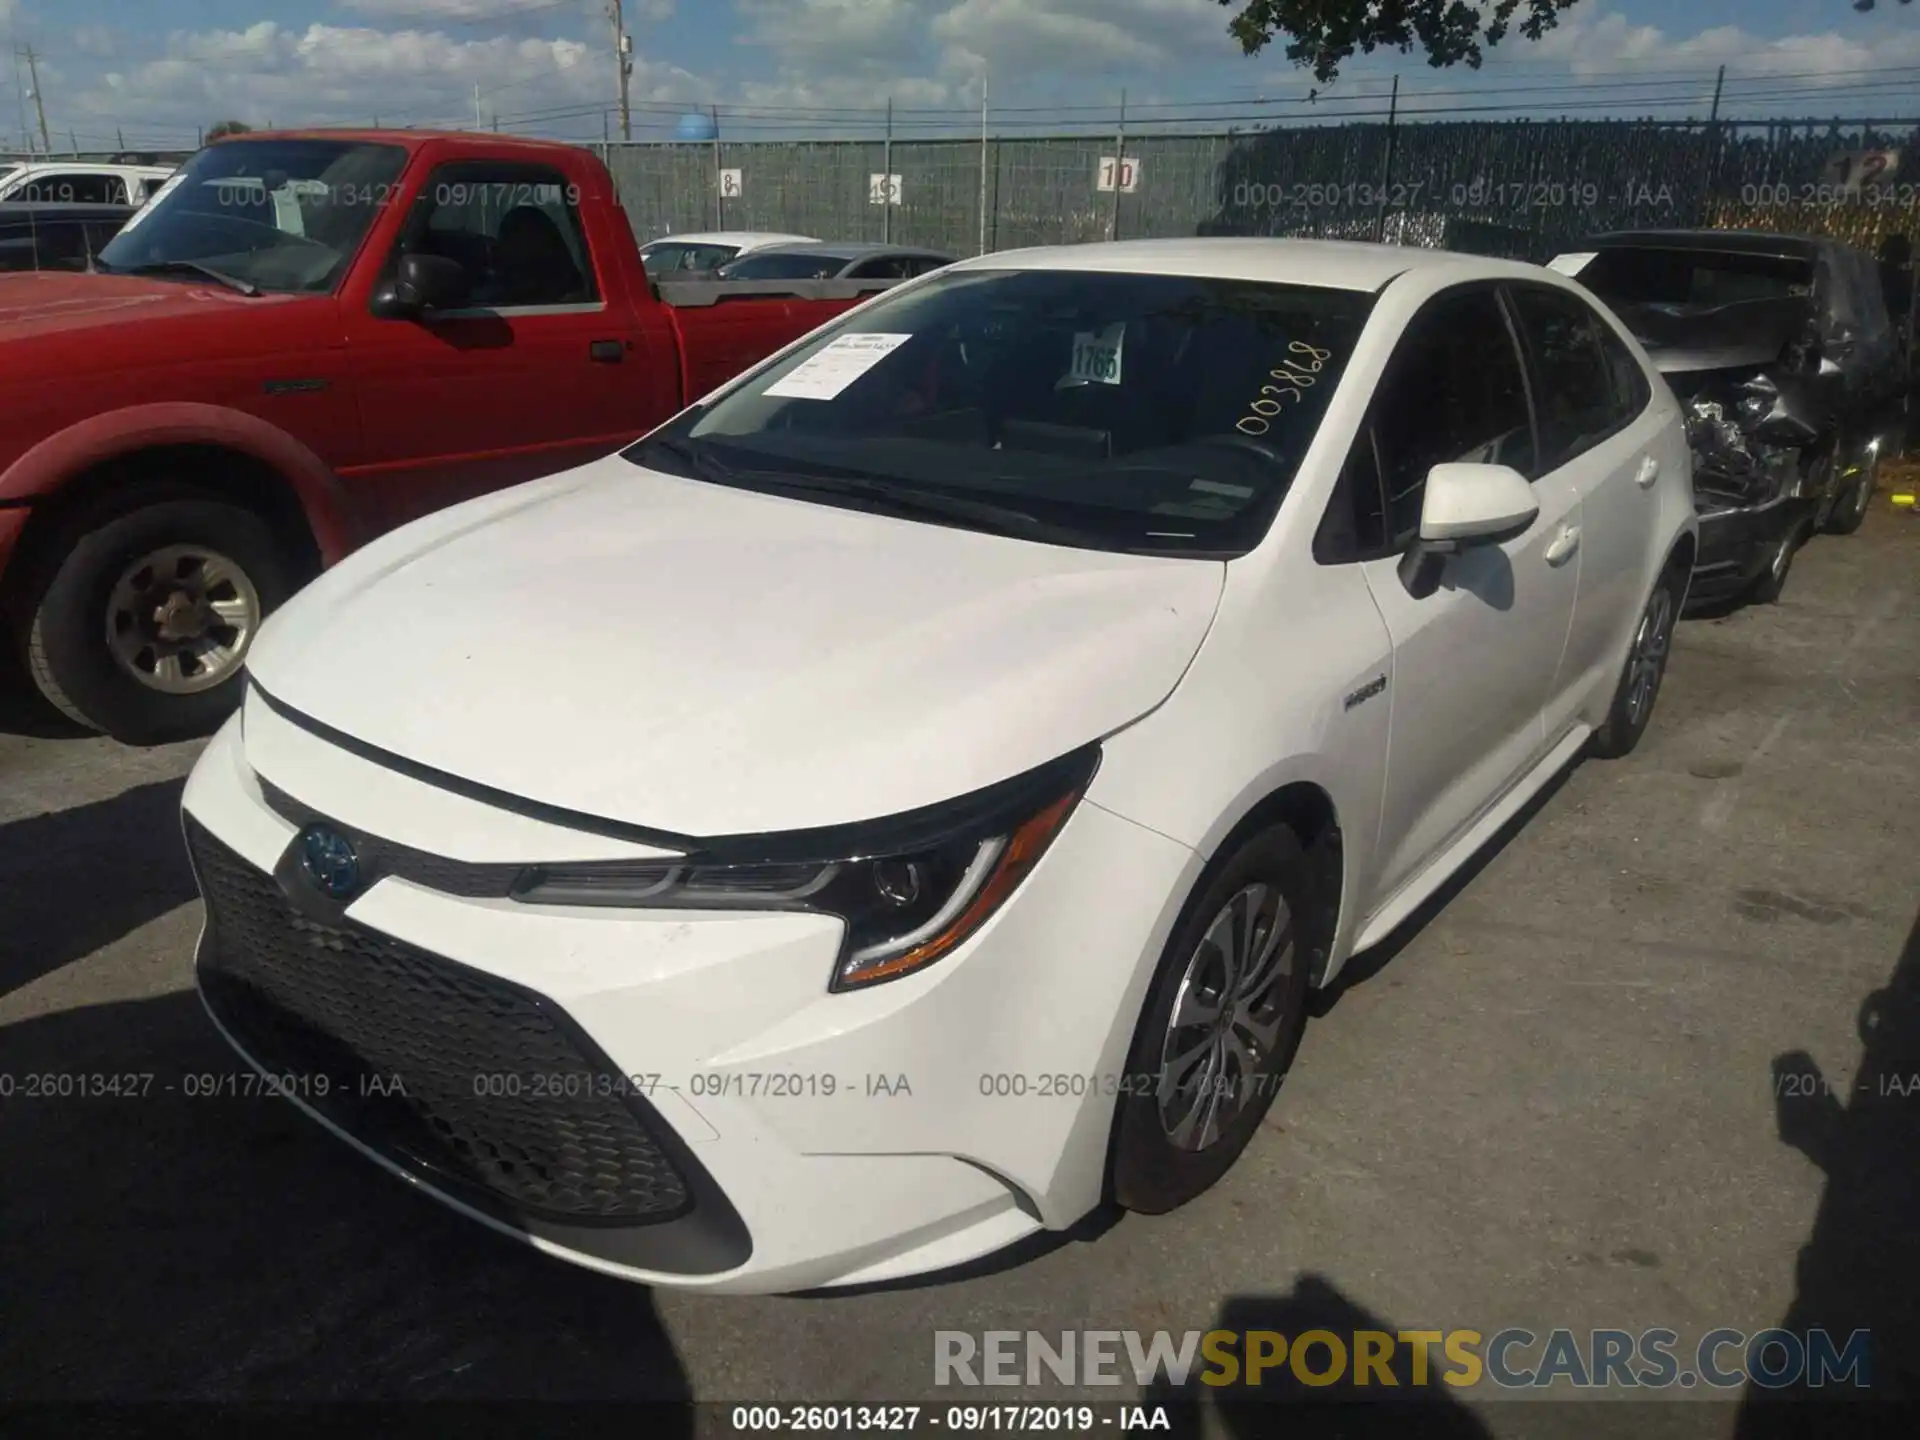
[1109,825,1314,1215]
[1589,566,1681,760]
[17,494,292,745]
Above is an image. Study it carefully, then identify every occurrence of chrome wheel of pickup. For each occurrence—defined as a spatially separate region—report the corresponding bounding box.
[104,544,262,694]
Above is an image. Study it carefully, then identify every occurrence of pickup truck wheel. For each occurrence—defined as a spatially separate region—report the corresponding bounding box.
[21,497,291,745]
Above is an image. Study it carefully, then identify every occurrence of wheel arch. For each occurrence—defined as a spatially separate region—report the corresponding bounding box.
[0,404,363,611]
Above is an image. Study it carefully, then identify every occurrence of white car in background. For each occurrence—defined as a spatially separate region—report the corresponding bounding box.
[0,161,174,207]
[639,230,819,277]
[183,238,1696,1295]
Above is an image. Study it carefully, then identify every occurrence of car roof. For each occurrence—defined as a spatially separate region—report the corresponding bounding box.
[1580,230,1825,261]
[940,237,1537,292]
[646,232,818,248]
[739,242,954,261]
[4,161,171,175]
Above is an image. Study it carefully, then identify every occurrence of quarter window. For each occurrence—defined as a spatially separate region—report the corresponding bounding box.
[1507,285,1634,471]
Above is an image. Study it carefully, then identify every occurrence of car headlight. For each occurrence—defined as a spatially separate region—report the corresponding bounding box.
[511,746,1101,991]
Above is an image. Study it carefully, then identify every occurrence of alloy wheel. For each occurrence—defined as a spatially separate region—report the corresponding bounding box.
[1624,585,1675,729]
[1156,883,1297,1152]
[104,545,262,694]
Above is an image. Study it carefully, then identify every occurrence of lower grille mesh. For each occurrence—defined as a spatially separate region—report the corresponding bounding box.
[187,816,691,1223]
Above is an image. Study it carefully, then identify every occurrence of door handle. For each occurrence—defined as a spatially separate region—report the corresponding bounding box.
[1635,456,1659,489]
[1545,525,1581,565]
[589,339,624,363]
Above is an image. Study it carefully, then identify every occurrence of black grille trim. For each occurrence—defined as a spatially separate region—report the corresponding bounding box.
[186,814,752,1274]
[256,776,529,899]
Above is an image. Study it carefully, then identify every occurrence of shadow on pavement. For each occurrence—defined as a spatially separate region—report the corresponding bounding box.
[1734,905,1920,1435]
[0,990,691,1415]
[1143,1277,1494,1438]
[0,779,198,996]
[0,647,90,740]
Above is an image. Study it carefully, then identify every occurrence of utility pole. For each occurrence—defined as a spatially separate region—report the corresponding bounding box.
[12,50,31,153]
[608,0,633,143]
[473,83,483,130]
[23,46,52,155]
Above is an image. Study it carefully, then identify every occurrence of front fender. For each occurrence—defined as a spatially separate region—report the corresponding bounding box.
[0,402,364,565]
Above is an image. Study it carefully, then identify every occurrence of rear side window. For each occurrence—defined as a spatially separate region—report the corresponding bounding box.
[848,255,912,280]
[720,251,848,280]
[1507,285,1635,472]
[1366,286,1536,548]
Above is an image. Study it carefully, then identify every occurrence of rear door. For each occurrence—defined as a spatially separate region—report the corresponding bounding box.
[341,156,658,532]
[1504,282,1669,742]
[1351,284,1583,905]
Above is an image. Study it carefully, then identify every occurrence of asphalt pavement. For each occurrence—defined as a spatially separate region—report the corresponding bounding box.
[3,505,1917,1438]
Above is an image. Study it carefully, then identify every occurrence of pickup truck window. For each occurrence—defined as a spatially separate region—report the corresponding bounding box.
[96,139,407,295]
[383,160,598,309]
[629,267,1375,558]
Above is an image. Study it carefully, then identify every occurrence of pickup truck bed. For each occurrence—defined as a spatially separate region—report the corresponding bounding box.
[0,129,884,743]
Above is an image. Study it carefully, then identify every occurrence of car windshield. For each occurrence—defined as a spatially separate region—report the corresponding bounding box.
[644,240,739,275]
[1579,247,1813,309]
[96,139,408,295]
[626,267,1375,557]
[715,250,851,280]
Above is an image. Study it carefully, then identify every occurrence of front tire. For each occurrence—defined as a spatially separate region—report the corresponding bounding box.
[1110,825,1314,1215]
[1589,565,1681,760]
[18,495,292,745]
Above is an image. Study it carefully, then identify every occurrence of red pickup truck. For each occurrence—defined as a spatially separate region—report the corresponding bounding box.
[0,130,878,742]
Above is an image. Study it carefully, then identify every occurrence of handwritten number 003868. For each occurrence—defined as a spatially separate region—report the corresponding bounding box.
[1237,343,1333,436]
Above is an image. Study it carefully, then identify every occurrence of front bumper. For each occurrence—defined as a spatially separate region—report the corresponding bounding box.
[181,699,1198,1294]
[1686,493,1815,608]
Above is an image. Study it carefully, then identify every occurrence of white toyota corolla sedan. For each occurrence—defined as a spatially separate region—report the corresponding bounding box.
[182,238,1696,1294]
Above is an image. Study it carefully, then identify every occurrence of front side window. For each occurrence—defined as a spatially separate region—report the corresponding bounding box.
[97,139,408,294]
[716,250,848,281]
[1507,285,1633,471]
[1369,287,1535,547]
[384,161,598,308]
[626,267,1376,557]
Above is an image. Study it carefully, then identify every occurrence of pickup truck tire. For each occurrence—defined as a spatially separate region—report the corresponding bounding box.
[20,495,292,745]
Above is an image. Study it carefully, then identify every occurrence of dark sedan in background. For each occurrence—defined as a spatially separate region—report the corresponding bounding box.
[0,202,137,274]
[1556,230,1905,608]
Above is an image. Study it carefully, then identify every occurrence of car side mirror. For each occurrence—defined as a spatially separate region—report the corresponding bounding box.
[370,253,469,320]
[1397,462,1539,599]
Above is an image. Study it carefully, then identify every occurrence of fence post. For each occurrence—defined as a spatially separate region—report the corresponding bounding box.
[883,96,893,244]
[712,104,724,230]
[978,70,989,256]
[1375,75,1399,242]
[1701,64,1726,226]
[1110,89,1127,242]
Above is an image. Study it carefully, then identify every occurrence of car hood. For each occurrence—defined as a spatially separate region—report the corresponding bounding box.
[247,457,1227,839]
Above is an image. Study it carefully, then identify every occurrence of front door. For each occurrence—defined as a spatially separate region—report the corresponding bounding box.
[1355,285,1583,906]
[341,158,647,534]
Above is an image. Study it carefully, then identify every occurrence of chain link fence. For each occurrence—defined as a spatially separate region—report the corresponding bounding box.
[600,117,1920,262]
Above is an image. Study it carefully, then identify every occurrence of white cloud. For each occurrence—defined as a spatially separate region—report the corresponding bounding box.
[933,0,1230,76]
[66,20,703,143]
[1527,6,1920,80]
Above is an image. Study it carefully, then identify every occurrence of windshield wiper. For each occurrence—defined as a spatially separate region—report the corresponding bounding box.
[107,260,261,297]
[747,472,1087,544]
[632,435,736,484]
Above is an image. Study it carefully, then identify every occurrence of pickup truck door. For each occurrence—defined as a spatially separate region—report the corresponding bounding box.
[340,158,674,534]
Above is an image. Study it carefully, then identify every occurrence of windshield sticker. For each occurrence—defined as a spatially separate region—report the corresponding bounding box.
[1062,323,1126,387]
[763,332,914,401]
[1546,252,1596,276]
[116,174,185,235]
[1237,341,1333,436]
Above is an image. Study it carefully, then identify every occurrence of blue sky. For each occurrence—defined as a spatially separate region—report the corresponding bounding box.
[1,1,1915,150]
